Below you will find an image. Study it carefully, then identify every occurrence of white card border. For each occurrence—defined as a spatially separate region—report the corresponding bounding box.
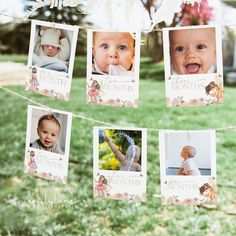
[24,105,72,184]
[28,19,79,79]
[159,129,216,205]
[27,20,79,100]
[86,30,141,107]
[93,126,147,200]
[163,25,223,77]
[163,25,224,107]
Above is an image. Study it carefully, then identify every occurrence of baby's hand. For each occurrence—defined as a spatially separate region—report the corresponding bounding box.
[104,136,109,142]
[59,32,65,40]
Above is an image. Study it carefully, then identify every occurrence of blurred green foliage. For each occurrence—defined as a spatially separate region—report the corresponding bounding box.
[0,22,30,54]
[0,1,88,55]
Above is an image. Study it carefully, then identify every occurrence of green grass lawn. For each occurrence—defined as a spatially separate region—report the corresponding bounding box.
[0,79,236,236]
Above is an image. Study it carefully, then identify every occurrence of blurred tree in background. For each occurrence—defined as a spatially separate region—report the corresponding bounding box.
[223,27,235,67]
[24,0,89,55]
[0,21,30,54]
[0,0,89,55]
[223,0,236,8]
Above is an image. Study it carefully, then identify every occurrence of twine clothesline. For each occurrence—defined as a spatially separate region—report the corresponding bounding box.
[0,85,123,128]
[1,12,236,33]
[1,85,236,132]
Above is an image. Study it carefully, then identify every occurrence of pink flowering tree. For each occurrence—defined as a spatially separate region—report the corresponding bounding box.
[141,0,214,62]
[178,0,213,26]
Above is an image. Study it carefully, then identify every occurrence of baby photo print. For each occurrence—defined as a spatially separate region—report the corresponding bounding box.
[24,105,72,184]
[159,130,217,205]
[86,30,141,107]
[93,127,147,201]
[163,25,223,107]
[26,20,78,100]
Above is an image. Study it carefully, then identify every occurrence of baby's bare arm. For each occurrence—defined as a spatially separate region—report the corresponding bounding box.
[106,138,126,162]
[59,37,70,61]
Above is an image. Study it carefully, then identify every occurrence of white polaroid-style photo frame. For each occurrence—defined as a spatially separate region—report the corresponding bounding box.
[163,25,223,107]
[159,130,217,205]
[26,20,79,100]
[24,105,72,184]
[86,30,141,107]
[93,127,147,201]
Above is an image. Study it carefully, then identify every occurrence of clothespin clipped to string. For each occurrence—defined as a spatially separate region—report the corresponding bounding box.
[49,107,54,117]
[187,130,191,142]
[50,0,59,9]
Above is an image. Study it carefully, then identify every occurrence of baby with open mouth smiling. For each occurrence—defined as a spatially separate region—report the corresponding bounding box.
[169,27,216,75]
[31,114,63,154]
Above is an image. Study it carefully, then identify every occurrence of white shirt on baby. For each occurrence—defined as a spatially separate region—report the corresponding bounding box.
[181,158,201,175]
